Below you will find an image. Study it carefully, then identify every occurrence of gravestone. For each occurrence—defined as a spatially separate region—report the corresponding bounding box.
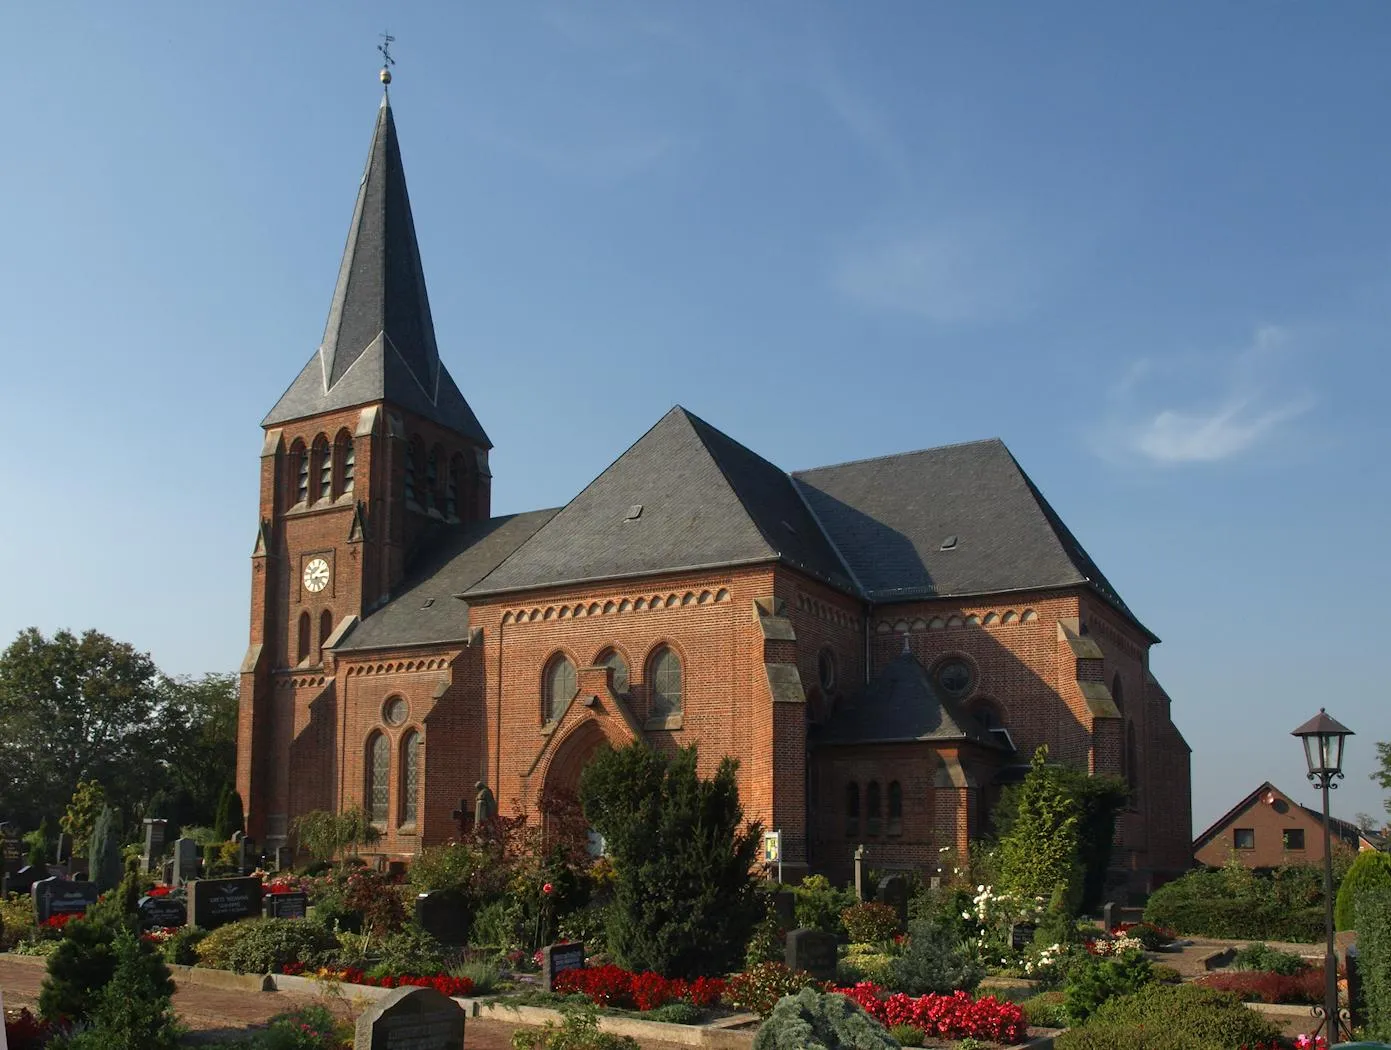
[264,891,309,920]
[0,823,21,875]
[2,865,45,898]
[354,985,466,1050]
[275,846,293,872]
[415,890,472,947]
[188,876,262,930]
[53,832,72,870]
[1010,923,1037,950]
[32,876,99,923]
[138,894,188,930]
[786,928,838,982]
[853,844,868,901]
[771,889,796,929]
[877,874,910,930]
[142,819,168,873]
[237,836,257,875]
[172,838,199,886]
[541,941,586,993]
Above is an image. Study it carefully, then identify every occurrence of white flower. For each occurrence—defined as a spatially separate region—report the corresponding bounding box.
[962,911,971,919]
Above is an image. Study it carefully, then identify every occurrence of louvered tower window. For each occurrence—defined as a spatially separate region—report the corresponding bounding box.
[295,447,309,504]
[315,436,331,501]
[342,442,355,494]
[445,458,459,519]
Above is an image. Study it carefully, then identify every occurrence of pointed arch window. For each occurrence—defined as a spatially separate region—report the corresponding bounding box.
[845,782,860,837]
[318,609,334,659]
[887,781,903,836]
[296,611,311,665]
[335,430,355,497]
[291,440,309,504]
[599,649,629,696]
[446,455,463,520]
[400,730,420,826]
[867,780,882,836]
[314,435,331,501]
[404,440,420,505]
[1112,673,1125,715]
[648,646,683,717]
[1126,721,1140,798]
[425,447,439,511]
[544,654,578,723]
[367,733,389,824]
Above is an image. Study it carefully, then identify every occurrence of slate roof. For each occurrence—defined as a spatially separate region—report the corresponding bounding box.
[813,651,1004,748]
[793,439,1151,639]
[466,407,856,597]
[263,95,490,446]
[337,509,557,652]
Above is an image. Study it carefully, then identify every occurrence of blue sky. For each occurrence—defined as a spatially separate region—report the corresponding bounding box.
[3,2,1388,832]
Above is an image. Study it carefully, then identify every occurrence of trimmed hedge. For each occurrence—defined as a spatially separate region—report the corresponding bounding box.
[194,918,339,975]
[1336,851,1391,932]
[1358,886,1391,1041]
[1143,868,1324,942]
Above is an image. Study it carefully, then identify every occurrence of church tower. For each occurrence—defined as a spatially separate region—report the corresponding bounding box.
[237,78,491,843]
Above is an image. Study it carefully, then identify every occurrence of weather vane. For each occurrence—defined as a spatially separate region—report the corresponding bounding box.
[378,31,396,86]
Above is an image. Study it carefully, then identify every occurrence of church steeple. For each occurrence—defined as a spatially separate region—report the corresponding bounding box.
[263,91,490,447]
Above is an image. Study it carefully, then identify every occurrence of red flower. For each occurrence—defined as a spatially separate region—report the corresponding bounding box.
[542,882,554,895]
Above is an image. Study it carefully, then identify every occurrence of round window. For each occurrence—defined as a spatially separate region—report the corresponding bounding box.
[935,659,973,698]
[818,648,837,692]
[384,697,409,726]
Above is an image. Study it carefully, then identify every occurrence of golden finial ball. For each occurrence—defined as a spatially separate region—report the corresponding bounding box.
[380,67,392,85]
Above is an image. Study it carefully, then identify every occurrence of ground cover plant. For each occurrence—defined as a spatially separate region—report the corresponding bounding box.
[1054,981,1279,1050]
[1195,966,1326,1005]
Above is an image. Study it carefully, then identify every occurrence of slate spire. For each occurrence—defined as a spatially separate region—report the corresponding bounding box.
[263,92,490,446]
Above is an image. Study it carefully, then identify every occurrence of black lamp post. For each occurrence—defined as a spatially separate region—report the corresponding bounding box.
[1292,707,1354,1044]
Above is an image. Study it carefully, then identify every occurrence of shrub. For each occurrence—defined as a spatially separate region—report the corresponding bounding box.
[1020,990,1068,1028]
[62,928,181,1050]
[450,959,501,995]
[838,946,895,986]
[39,913,120,1023]
[994,747,1084,913]
[471,896,524,950]
[839,984,1028,1043]
[372,926,449,977]
[195,918,340,974]
[509,1001,639,1050]
[342,869,408,936]
[1194,966,1325,1004]
[745,899,788,968]
[888,918,983,996]
[1065,982,1278,1049]
[795,875,858,939]
[1063,950,1153,1022]
[1144,867,1325,942]
[1336,850,1391,932]
[1231,942,1310,975]
[88,805,123,894]
[1055,1024,1207,1049]
[1,892,37,951]
[579,743,763,979]
[159,924,208,966]
[752,986,899,1050]
[842,902,900,944]
[3,1007,60,1050]
[646,1002,702,1024]
[1357,886,1391,1040]
[258,1004,351,1050]
[1113,921,1175,951]
[888,1023,924,1046]
[724,962,823,1017]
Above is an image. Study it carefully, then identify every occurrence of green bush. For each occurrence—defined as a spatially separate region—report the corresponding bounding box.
[724,962,823,1017]
[509,1001,638,1050]
[1143,867,1324,942]
[1231,942,1309,975]
[259,1003,351,1050]
[645,1002,701,1024]
[195,918,340,974]
[579,743,763,979]
[1357,886,1391,1041]
[1336,850,1391,932]
[838,946,895,986]
[39,914,119,1023]
[471,896,524,950]
[795,876,857,939]
[370,926,449,977]
[88,805,123,895]
[889,1023,923,1046]
[841,902,899,944]
[450,959,502,995]
[1,892,37,951]
[1020,990,1068,1028]
[888,917,983,996]
[62,928,181,1050]
[1059,982,1279,1050]
[1063,951,1153,1023]
[751,986,898,1050]
[160,925,208,966]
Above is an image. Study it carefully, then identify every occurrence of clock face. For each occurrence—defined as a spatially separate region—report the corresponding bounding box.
[302,557,331,593]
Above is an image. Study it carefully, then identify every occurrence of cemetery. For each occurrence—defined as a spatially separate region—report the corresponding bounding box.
[3,741,1390,1049]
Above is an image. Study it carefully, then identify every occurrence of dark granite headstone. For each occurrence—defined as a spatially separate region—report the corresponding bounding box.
[771,889,796,929]
[264,891,309,920]
[1010,923,1037,950]
[541,941,586,993]
[32,876,99,923]
[138,894,188,930]
[172,837,199,886]
[354,985,466,1050]
[876,874,910,930]
[786,927,838,982]
[275,846,293,872]
[54,832,72,869]
[414,890,472,948]
[2,865,44,898]
[188,876,262,929]
[237,836,257,875]
[142,819,168,873]
[0,824,21,875]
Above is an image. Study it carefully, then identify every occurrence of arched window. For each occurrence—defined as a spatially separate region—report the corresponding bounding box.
[968,698,1003,731]
[1112,673,1124,714]
[446,455,463,519]
[404,439,420,504]
[1126,721,1139,797]
[367,733,389,824]
[544,654,577,723]
[319,609,334,656]
[290,440,309,504]
[425,447,440,511]
[887,781,903,836]
[648,646,683,717]
[335,430,354,497]
[867,780,882,836]
[313,435,331,502]
[598,649,629,695]
[296,611,311,664]
[400,730,420,825]
[845,783,860,837]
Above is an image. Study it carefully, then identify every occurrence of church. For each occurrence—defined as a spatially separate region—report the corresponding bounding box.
[236,84,1193,893]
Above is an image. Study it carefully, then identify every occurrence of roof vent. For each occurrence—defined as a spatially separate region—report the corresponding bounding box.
[940,535,958,551]
[625,504,643,521]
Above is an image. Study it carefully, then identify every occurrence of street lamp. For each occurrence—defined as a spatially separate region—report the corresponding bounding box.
[1292,707,1354,1044]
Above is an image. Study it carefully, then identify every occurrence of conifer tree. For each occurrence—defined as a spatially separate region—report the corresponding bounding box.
[89,805,122,894]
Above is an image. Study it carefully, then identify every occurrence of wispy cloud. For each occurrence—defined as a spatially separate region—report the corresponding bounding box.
[466,120,694,185]
[1099,326,1316,466]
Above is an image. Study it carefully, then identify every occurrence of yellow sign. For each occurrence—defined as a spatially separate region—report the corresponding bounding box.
[763,830,781,864]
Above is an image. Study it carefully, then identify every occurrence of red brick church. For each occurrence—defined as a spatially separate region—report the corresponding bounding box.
[236,89,1193,892]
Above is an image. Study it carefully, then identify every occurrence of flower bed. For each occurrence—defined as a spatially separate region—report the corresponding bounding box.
[554,964,728,1011]
[278,961,474,997]
[3,1007,61,1050]
[1195,967,1327,1005]
[839,981,1028,1044]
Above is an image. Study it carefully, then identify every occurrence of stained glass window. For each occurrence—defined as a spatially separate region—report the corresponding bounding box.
[600,649,629,695]
[401,731,420,825]
[649,646,682,716]
[545,655,577,723]
[368,733,389,824]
